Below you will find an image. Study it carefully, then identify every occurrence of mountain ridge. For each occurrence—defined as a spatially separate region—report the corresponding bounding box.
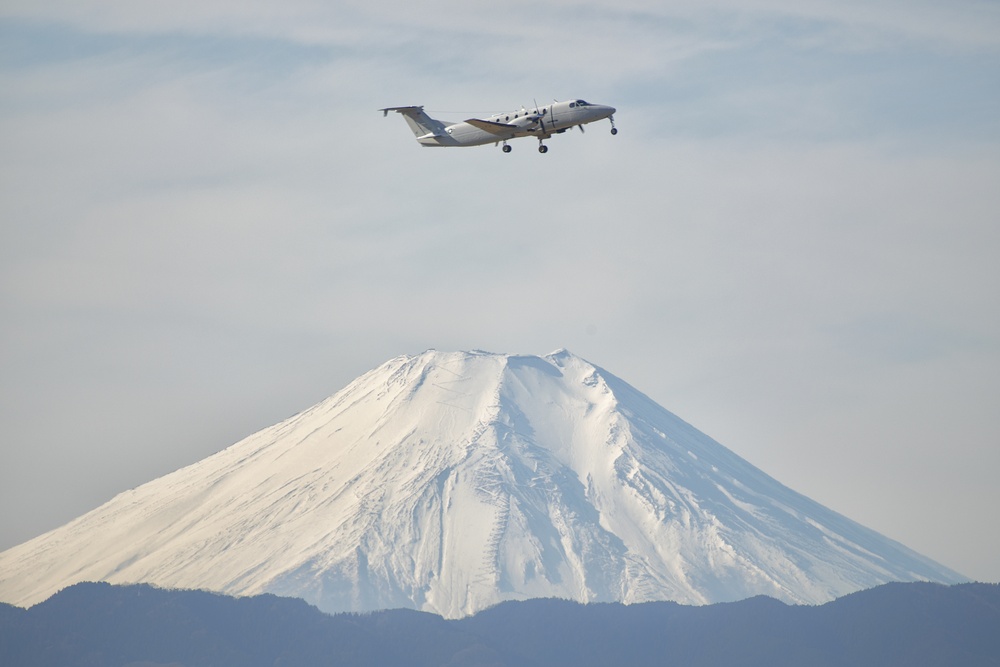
[0,349,965,617]
[3,581,998,667]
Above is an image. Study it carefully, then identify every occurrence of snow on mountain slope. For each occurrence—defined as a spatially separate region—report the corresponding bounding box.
[0,349,966,617]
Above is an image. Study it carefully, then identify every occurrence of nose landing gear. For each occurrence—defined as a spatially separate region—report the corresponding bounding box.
[610,116,618,135]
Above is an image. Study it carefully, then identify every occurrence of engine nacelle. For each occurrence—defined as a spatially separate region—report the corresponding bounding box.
[510,114,542,129]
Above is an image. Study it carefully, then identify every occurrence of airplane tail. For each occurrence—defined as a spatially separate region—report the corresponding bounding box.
[380,106,449,145]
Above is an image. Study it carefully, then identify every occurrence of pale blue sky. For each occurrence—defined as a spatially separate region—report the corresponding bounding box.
[2,1,998,583]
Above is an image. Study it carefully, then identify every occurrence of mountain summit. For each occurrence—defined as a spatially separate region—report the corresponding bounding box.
[0,350,965,617]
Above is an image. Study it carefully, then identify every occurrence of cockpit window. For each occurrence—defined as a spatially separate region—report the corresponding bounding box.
[576,99,589,106]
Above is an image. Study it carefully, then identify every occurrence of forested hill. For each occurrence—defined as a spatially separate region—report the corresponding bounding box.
[1,581,997,667]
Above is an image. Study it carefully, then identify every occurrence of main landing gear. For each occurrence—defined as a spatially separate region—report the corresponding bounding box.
[499,140,548,154]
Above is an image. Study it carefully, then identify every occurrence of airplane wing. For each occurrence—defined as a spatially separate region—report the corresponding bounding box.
[465,118,517,135]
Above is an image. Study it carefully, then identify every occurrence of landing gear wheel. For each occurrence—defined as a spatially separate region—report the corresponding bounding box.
[610,115,617,135]
[502,144,512,153]
[538,144,548,154]
[611,127,618,135]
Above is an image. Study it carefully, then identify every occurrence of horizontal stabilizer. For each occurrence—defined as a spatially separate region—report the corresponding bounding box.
[380,106,424,117]
[465,118,517,135]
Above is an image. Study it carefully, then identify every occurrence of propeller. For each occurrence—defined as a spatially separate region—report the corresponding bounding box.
[511,99,547,132]
[533,98,546,134]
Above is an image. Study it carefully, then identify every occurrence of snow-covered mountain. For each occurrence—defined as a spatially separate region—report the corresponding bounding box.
[0,349,965,617]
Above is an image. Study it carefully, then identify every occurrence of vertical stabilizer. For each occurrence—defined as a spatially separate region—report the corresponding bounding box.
[380,106,448,145]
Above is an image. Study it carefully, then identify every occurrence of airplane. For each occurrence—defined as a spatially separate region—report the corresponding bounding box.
[379,99,617,153]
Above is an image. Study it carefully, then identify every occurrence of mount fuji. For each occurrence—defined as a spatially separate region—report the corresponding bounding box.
[0,349,965,618]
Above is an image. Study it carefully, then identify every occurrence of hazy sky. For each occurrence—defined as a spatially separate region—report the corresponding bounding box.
[2,1,998,584]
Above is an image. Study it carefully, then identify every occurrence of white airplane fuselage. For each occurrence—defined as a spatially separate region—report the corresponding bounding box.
[380,99,617,153]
